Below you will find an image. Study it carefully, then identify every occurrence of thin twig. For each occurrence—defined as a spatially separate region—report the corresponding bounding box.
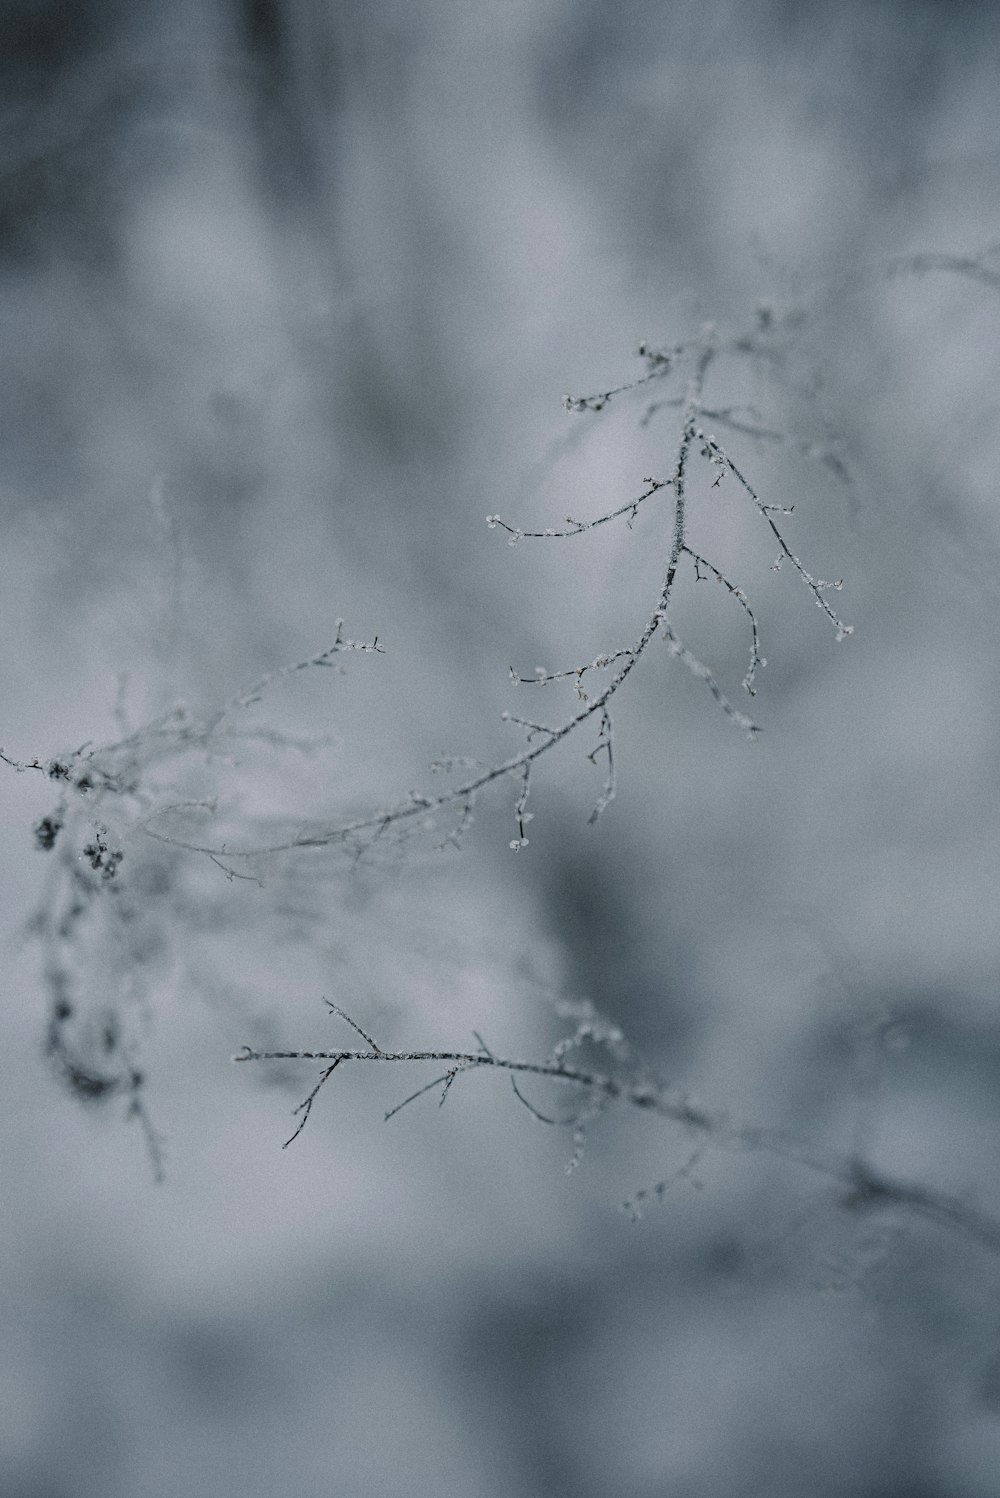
[141,336,720,863]
[235,1037,1000,1256]
[683,547,765,695]
[487,476,668,540]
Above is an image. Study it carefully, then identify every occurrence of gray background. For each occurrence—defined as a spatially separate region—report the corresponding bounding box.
[3,1,1000,1493]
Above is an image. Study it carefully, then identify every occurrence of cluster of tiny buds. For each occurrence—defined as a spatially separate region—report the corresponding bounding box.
[636,343,672,366]
[82,830,124,880]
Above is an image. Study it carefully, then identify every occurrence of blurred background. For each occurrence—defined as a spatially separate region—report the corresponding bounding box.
[4,1,1000,1493]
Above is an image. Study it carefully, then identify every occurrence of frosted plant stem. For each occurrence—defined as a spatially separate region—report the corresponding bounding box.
[141,336,719,862]
[235,1038,1000,1257]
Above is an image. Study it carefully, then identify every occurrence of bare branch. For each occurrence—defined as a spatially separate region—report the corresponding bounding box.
[586,706,616,824]
[384,1070,460,1122]
[510,650,635,701]
[282,1057,344,1147]
[236,1026,1000,1256]
[487,476,668,541]
[683,547,765,695]
[561,342,688,412]
[221,623,384,717]
[325,1000,382,1055]
[510,1073,569,1124]
[622,1139,708,1222]
[699,433,853,640]
[660,623,760,736]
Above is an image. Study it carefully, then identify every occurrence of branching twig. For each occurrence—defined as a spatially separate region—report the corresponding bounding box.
[586,705,616,824]
[140,334,729,862]
[18,245,1000,1187]
[17,246,1000,881]
[699,433,853,639]
[561,342,688,412]
[622,1139,708,1222]
[660,623,760,736]
[220,621,384,716]
[684,547,765,695]
[510,650,635,701]
[235,1021,1000,1256]
[487,475,668,540]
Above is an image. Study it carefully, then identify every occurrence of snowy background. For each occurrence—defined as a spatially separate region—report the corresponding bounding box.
[4,2,1000,1494]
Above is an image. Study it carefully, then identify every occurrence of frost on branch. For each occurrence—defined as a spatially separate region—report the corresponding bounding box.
[194,319,852,869]
[7,626,383,1175]
[231,259,1000,1249]
[7,309,857,1177]
[11,247,1000,1228]
[35,317,857,885]
[236,1000,1000,1257]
